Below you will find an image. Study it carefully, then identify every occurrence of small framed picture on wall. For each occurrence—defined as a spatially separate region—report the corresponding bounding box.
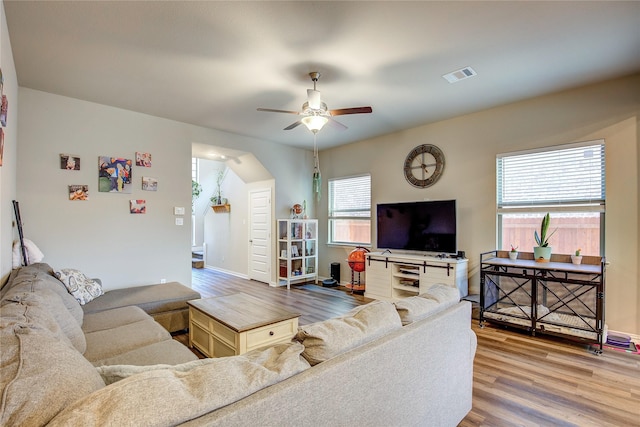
[60,154,81,170]
[135,152,152,167]
[142,176,158,191]
[68,185,89,201]
[130,199,146,214]
[1,95,8,127]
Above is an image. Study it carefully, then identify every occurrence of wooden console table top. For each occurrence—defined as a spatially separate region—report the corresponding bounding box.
[482,256,602,274]
[187,293,301,333]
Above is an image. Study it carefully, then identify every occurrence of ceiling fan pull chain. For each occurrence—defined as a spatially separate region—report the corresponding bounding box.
[313,133,322,202]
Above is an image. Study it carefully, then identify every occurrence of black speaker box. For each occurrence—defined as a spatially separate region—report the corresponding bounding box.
[330,262,340,283]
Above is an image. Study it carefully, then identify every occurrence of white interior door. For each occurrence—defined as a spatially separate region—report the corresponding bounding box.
[248,188,271,284]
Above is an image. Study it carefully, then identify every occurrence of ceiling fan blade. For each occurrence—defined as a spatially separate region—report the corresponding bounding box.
[327,117,348,131]
[284,120,303,130]
[329,106,373,116]
[257,108,301,115]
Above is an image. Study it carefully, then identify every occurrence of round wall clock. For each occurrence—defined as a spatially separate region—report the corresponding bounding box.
[403,144,445,188]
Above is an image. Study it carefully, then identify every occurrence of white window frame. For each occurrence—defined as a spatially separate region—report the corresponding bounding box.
[328,174,371,246]
[497,140,606,255]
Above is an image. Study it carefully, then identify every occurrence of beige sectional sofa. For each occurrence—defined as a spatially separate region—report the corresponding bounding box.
[82,280,201,333]
[1,263,477,426]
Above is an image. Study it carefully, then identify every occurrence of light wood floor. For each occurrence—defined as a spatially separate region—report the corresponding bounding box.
[180,268,640,426]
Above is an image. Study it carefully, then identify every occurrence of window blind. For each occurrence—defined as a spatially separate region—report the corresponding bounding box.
[328,175,371,218]
[497,141,605,209]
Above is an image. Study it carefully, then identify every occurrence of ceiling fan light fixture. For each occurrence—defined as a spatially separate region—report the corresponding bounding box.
[307,89,322,110]
[301,115,328,132]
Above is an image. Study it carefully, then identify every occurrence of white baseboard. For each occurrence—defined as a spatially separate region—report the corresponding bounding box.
[203,265,249,280]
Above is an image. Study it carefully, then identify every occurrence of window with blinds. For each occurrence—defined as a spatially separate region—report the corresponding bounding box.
[328,174,371,245]
[496,140,605,256]
[497,141,605,209]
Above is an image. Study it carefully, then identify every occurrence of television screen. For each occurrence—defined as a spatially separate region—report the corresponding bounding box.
[376,200,457,254]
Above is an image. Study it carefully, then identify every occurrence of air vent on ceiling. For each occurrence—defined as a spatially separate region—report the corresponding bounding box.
[442,66,477,83]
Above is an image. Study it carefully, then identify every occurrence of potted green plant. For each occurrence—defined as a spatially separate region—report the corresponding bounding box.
[509,245,518,260]
[210,170,225,206]
[533,213,556,262]
[571,248,583,265]
[192,180,202,209]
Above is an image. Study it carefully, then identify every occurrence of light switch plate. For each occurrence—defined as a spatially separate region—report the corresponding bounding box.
[174,207,185,215]
[175,217,184,226]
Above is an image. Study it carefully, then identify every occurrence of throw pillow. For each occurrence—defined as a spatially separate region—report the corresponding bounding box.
[394,296,443,325]
[294,300,402,366]
[54,268,104,305]
[11,238,45,268]
[50,342,310,426]
[419,283,460,304]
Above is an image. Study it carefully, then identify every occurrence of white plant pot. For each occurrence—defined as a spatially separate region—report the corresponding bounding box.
[571,255,583,265]
[508,251,518,260]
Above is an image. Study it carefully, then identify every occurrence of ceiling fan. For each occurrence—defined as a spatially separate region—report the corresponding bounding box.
[257,72,372,133]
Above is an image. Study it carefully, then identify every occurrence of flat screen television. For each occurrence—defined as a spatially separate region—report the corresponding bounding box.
[376,200,457,254]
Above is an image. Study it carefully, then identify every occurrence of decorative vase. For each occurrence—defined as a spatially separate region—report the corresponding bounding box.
[533,246,552,262]
[571,255,583,265]
[508,251,518,260]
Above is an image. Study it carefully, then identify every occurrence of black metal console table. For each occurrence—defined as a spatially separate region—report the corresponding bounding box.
[480,250,606,353]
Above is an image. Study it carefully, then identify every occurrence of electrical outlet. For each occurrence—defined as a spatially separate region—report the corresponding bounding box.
[175,218,184,226]
[160,279,166,284]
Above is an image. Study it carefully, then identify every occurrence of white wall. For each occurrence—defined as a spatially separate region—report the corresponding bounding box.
[318,74,640,335]
[192,158,225,248]
[16,88,313,290]
[0,1,18,282]
[203,165,247,275]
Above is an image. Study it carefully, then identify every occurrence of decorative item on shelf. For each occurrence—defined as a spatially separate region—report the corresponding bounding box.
[346,246,370,294]
[210,169,226,205]
[291,203,303,219]
[509,245,518,260]
[533,213,556,262]
[571,248,583,265]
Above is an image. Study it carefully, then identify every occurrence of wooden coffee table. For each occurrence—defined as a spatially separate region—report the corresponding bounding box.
[187,293,301,358]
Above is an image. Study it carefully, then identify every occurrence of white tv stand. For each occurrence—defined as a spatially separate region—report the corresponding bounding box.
[365,252,468,301]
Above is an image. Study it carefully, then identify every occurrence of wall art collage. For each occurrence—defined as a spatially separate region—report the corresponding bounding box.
[61,151,156,214]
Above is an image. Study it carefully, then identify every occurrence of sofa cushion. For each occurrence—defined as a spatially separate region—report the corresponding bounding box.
[82,305,151,333]
[0,297,76,350]
[2,291,86,353]
[90,339,199,367]
[54,268,104,305]
[2,263,84,325]
[83,318,171,362]
[294,300,402,366]
[420,283,461,304]
[0,325,105,426]
[81,281,200,315]
[49,342,310,426]
[394,284,460,326]
[394,296,443,325]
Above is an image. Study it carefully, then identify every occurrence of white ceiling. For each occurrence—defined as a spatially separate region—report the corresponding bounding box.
[5,1,640,150]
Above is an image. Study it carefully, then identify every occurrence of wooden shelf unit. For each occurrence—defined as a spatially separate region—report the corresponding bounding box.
[364,252,468,300]
[277,219,318,289]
